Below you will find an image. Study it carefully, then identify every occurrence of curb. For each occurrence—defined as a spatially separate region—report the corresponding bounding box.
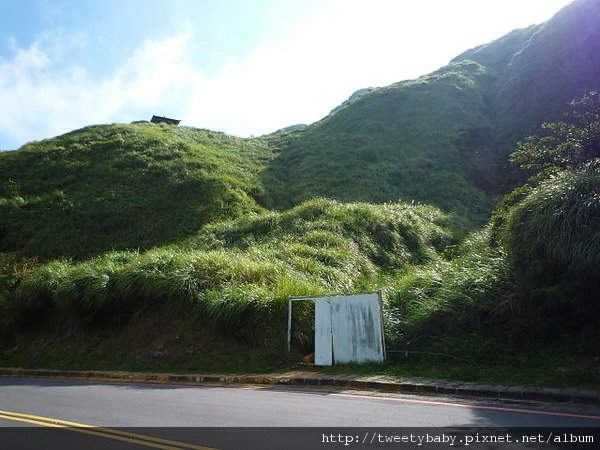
[1,367,599,405]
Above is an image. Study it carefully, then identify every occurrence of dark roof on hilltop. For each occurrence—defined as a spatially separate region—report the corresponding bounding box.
[151,115,181,125]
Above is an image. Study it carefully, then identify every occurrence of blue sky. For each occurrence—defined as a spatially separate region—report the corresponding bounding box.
[0,0,573,150]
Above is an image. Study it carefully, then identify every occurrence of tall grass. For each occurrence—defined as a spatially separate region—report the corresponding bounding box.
[3,199,452,343]
[386,166,600,354]
[501,165,600,278]
[385,229,514,348]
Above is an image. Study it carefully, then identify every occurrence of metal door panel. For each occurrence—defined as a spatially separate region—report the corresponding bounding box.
[314,300,333,365]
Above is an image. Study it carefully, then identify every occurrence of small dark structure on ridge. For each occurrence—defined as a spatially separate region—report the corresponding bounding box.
[151,115,181,126]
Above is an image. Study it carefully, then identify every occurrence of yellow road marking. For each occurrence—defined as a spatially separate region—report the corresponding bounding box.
[0,410,218,450]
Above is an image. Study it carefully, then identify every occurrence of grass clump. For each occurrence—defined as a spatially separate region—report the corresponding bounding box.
[385,229,514,347]
[500,165,600,279]
[191,198,452,267]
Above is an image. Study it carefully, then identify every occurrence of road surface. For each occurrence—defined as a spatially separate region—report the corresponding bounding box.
[1,377,599,449]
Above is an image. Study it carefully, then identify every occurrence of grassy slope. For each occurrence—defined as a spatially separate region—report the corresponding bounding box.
[3,1,599,261]
[454,0,600,184]
[263,61,496,227]
[377,167,600,387]
[0,123,276,259]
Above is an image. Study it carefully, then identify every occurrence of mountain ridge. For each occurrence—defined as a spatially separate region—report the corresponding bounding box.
[262,0,600,207]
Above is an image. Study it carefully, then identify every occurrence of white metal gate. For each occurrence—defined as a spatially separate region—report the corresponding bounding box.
[288,292,386,365]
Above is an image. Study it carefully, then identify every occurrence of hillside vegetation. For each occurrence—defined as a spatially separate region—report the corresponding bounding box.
[0,123,276,259]
[2,0,599,260]
[263,61,496,226]
[263,0,600,217]
[382,92,600,384]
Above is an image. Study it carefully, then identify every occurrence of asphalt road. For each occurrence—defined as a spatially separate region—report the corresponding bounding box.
[1,377,599,449]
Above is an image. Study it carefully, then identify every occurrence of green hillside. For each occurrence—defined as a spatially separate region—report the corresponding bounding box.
[263,0,600,215]
[385,165,600,377]
[263,61,496,226]
[454,0,600,174]
[0,123,276,258]
[2,0,599,259]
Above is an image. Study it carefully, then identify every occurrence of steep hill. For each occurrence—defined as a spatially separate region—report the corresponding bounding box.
[453,0,600,165]
[263,0,600,216]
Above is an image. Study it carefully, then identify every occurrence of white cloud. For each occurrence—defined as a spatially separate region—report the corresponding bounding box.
[0,42,80,145]
[116,25,201,107]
